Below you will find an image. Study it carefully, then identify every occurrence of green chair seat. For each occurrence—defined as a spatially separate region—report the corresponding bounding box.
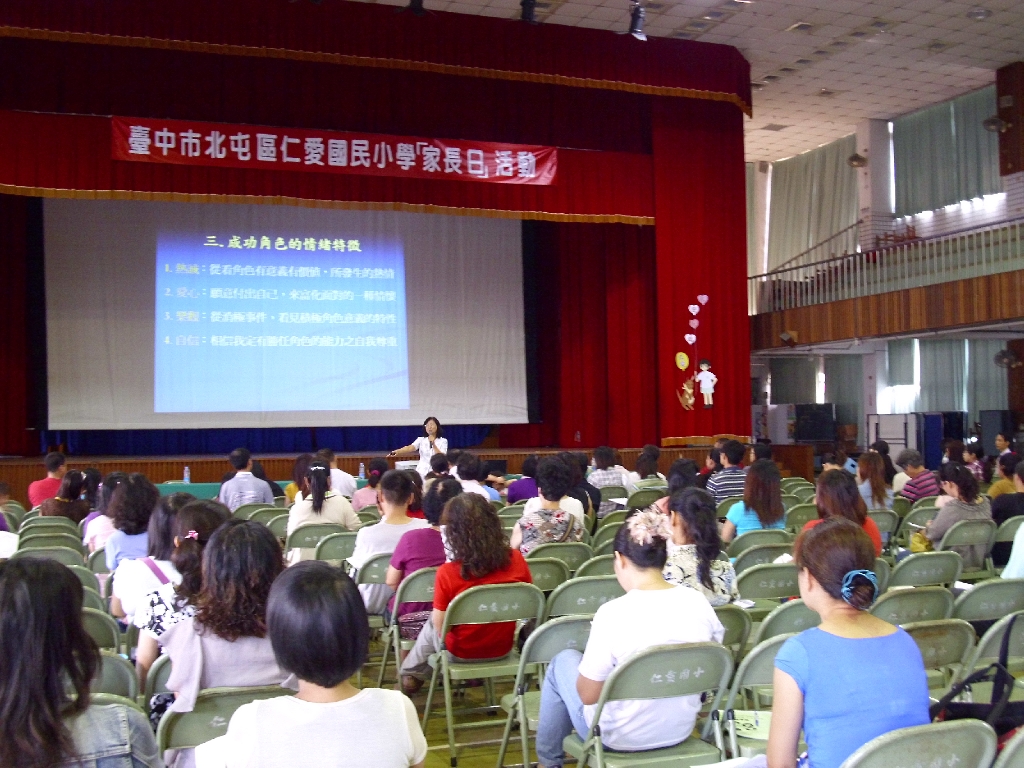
[525,542,594,574]
[543,575,625,622]
[377,566,439,688]
[231,503,274,519]
[562,731,722,768]
[12,546,86,567]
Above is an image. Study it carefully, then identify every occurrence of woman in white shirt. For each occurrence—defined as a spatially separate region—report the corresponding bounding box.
[205,561,427,768]
[287,463,359,560]
[534,509,725,767]
[388,417,448,477]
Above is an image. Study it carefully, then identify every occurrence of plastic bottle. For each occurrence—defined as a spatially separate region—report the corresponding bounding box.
[183,465,191,484]
[358,462,365,480]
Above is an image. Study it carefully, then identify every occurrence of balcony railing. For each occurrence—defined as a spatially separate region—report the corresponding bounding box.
[748,217,1024,315]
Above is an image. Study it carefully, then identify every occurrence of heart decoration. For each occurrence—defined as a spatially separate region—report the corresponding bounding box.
[697,295,709,305]
[684,334,697,345]
[689,319,699,329]
[688,304,700,316]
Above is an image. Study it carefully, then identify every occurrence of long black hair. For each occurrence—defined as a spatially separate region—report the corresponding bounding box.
[307,462,331,514]
[669,488,724,589]
[423,416,443,438]
[81,468,102,509]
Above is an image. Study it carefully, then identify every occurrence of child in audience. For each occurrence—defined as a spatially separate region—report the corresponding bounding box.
[134,499,230,692]
[806,469,882,555]
[857,452,894,510]
[83,471,126,553]
[0,557,160,768]
[351,457,388,511]
[349,470,429,615]
[663,487,737,605]
[161,520,291,768]
[763,518,929,768]
[207,562,427,768]
[400,494,532,694]
[39,469,91,523]
[510,456,584,555]
[721,459,786,543]
[105,473,160,570]
[110,491,194,622]
[505,454,540,504]
[964,442,986,481]
[287,463,358,560]
[534,510,725,767]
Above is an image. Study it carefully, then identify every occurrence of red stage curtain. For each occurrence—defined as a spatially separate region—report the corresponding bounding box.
[652,98,751,437]
[0,196,36,455]
[0,1,751,112]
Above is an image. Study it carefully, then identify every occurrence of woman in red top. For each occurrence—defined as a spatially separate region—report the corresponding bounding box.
[803,469,883,555]
[399,493,532,694]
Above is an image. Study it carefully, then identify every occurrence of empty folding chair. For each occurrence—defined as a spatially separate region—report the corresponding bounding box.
[750,599,820,646]
[887,551,963,588]
[719,633,794,758]
[838,719,996,768]
[525,557,571,593]
[733,543,792,575]
[902,618,975,690]
[543,575,625,621]
[869,586,954,626]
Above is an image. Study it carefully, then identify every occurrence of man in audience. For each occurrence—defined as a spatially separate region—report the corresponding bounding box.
[218,448,274,511]
[895,449,939,501]
[28,451,67,507]
[705,440,747,504]
[996,431,1014,456]
[456,453,491,499]
[316,448,357,497]
[588,446,630,516]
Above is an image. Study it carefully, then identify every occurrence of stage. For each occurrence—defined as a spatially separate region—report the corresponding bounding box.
[0,445,814,507]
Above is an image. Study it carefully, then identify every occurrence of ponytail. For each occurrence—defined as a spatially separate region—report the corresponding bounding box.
[307,464,330,514]
[668,488,723,589]
[366,458,390,489]
[171,500,229,605]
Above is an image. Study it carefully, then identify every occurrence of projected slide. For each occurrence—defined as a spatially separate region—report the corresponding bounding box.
[154,232,409,413]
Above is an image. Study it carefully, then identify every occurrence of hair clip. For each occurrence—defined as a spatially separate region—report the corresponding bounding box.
[840,569,878,606]
[185,530,199,541]
[309,464,327,472]
[625,508,672,546]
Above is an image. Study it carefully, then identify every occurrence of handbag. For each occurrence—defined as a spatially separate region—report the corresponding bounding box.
[909,530,934,553]
[930,615,1024,737]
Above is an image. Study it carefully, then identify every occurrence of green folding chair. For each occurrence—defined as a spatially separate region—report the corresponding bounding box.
[793,486,816,503]
[421,582,545,765]
[313,531,359,565]
[957,610,1024,684]
[248,507,283,526]
[88,548,110,575]
[266,514,289,542]
[491,500,506,512]
[599,485,629,503]
[231,502,273,519]
[735,563,799,621]
[19,516,79,535]
[910,496,940,511]
[726,529,792,559]
[1,508,19,533]
[524,557,571,593]
[591,524,618,553]
[888,551,963,588]
[632,478,667,492]
[3,499,25,513]
[936,519,997,582]
[594,538,615,557]
[839,719,996,768]
[11,546,87,567]
[780,478,808,492]
[750,599,820,646]
[89,692,146,714]
[597,510,627,530]
[82,588,107,612]
[82,608,121,654]
[145,653,174,705]
[497,616,593,768]
[952,577,1024,623]
[273,495,288,508]
[625,488,663,510]
[576,554,615,578]
[892,495,912,518]
[720,633,794,758]
[562,643,733,768]
[784,503,818,534]
[869,586,954,626]
[501,504,525,520]
[996,516,1024,571]
[714,604,752,661]
[733,543,792,575]
[377,566,438,688]
[994,719,1024,768]
[543,575,625,621]
[872,558,891,594]
[525,542,593,574]
[867,509,899,553]
[902,618,976,690]
[357,511,380,527]
[893,506,940,550]
[67,563,101,594]
[780,494,800,511]
[285,522,348,552]
[156,686,290,752]
[716,497,743,517]
[18,532,86,554]
[92,650,139,700]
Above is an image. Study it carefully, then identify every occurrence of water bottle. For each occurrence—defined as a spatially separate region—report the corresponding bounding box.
[358,462,365,480]
[183,466,191,484]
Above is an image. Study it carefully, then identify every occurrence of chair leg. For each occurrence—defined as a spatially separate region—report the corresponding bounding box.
[422,660,441,731]
[495,701,515,768]
[518,698,531,768]
[377,625,394,688]
[442,657,459,767]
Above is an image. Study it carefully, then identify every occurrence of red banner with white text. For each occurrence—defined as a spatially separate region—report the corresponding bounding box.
[112,116,557,185]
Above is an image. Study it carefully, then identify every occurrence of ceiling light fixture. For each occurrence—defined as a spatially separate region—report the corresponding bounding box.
[966,7,992,20]
[520,0,537,23]
[628,1,647,41]
[983,116,1011,133]
[847,153,868,168]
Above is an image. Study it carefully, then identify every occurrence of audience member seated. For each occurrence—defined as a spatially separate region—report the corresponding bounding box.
[27,450,67,507]
[705,440,747,504]
[284,453,313,505]
[564,451,601,518]
[991,460,1024,566]
[505,454,540,505]
[624,444,664,491]
[473,462,501,502]
[105,473,159,571]
[942,439,965,466]
[350,470,429,615]
[534,510,725,768]
[510,457,585,555]
[748,442,773,464]
[895,449,940,502]
[820,450,848,475]
[423,453,451,486]
[804,469,882,555]
[351,457,389,511]
[251,460,285,498]
[988,452,1019,499]
[134,499,229,692]
[925,462,992,569]
[0,558,160,768]
[317,448,357,498]
[81,467,102,512]
[405,469,426,518]
[111,491,194,622]
[857,452,894,510]
[385,477,460,648]
[162,520,291,768]
[869,440,898,485]
[456,453,491,499]
[996,431,1014,456]
[399,494,532,694]
[83,471,126,553]
[721,459,785,544]
[520,456,586,527]
[663,487,737,605]
[218,448,275,511]
[446,449,463,479]
[699,439,728,477]
[588,446,631,517]
[763,519,929,768]
[39,469,92,524]
[211,562,428,768]
[287,463,358,560]
[963,441,986,482]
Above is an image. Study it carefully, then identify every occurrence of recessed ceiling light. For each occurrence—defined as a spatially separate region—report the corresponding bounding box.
[646,2,664,9]
[751,82,766,91]
[672,30,699,39]
[924,40,953,52]
[778,67,797,73]
[818,88,837,97]
[795,58,813,65]
[966,7,992,20]
[830,40,849,48]
[702,9,731,21]
[870,19,895,30]
[847,30,871,39]
[761,124,789,131]
[762,74,781,82]
[786,22,815,33]
[685,19,714,31]
[720,0,750,9]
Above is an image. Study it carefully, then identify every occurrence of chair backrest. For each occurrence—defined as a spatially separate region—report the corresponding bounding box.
[994,717,1024,768]
[726,528,792,558]
[866,509,900,535]
[441,582,545,642]
[67,563,101,594]
[11,546,87,567]
[722,633,794,711]
[910,495,940,511]
[736,563,799,600]
[82,589,106,612]
[92,651,139,699]
[502,504,525,519]
[888,551,963,588]
[88,548,110,574]
[902,619,976,673]
[313,531,359,563]
[952,578,1024,622]
[780,494,800,511]
[20,516,79,534]
[544,575,625,621]
[89,692,145,714]
[633,479,667,491]
[3,499,26,512]
[591,524,618,552]
[513,615,593,691]
[780,477,808,491]
[872,558,891,594]
[1,509,18,533]
[996,515,1024,543]
[593,538,615,557]
[285,522,347,551]
[357,511,380,527]
[716,497,743,517]
[273,495,288,508]
[896,506,940,545]
[491,499,506,511]
[962,610,1024,676]
[232,502,273,519]
[784,503,819,533]
[838,719,996,768]
[575,554,615,578]
[393,566,439,610]
[525,557,571,593]
[892,495,912,518]
[266,514,289,541]
[625,489,663,510]
[19,532,85,553]
[733,543,793,575]
[157,686,290,750]
[793,486,816,503]
[354,551,393,586]
[248,507,283,526]
[596,510,626,530]
[599,485,628,502]
[81,608,121,654]
[713,604,752,657]
[751,599,820,645]
[525,542,594,573]
[937,519,996,561]
[145,653,173,701]
[869,586,954,625]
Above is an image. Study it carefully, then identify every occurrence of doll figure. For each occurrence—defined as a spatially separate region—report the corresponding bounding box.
[693,359,717,408]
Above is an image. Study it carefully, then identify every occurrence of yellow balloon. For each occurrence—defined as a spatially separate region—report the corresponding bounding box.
[675,352,690,371]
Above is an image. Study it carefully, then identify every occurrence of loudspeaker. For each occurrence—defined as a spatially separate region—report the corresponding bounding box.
[980,410,1015,457]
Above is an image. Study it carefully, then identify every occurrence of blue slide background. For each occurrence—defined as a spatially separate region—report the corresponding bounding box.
[154,232,409,413]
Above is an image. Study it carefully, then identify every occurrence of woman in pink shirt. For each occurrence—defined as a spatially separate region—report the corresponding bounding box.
[352,458,389,511]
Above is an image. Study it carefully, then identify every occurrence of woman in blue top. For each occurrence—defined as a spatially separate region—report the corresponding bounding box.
[766,518,930,768]
[104,473,158,570]
[721,459,786,543]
